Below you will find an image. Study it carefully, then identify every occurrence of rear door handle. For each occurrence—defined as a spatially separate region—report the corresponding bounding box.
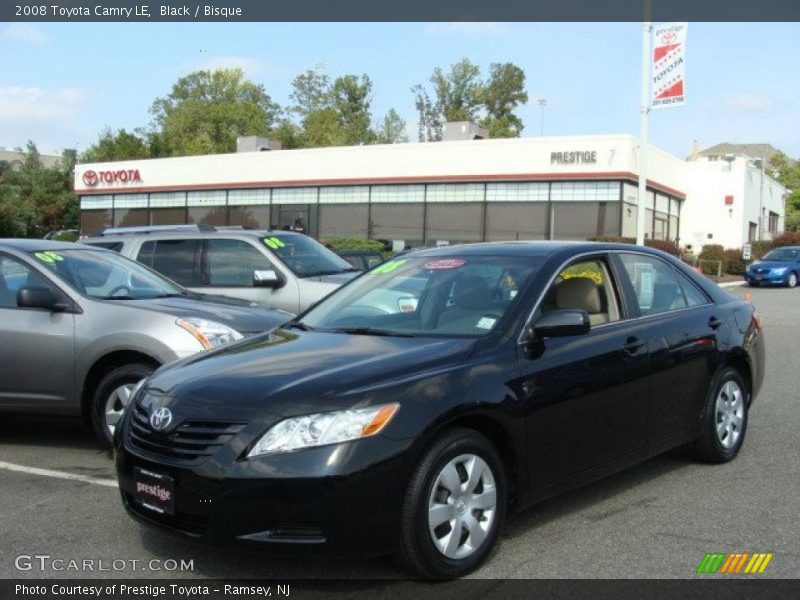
[708,316,722,330]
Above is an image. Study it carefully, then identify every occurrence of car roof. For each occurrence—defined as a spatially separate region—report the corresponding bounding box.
[400,241,659,258]
[0,239,101,252]
[85,227,303,241]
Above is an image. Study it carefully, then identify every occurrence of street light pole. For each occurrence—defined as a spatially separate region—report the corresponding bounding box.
[635,20,652,246]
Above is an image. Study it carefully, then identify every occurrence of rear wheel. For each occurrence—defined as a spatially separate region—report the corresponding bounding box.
[397,428,506,578]
[91,363,153,448]
[691,367,748,463]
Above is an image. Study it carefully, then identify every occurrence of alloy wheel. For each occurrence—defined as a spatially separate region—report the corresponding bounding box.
[715,380,744,449]
[427,453,497,560]
[104,381,141,436]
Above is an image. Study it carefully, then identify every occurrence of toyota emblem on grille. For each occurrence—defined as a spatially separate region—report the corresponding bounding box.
[149,407,173,432]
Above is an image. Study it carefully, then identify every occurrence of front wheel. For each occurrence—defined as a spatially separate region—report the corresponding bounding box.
[787,272,797,288]
[91,363,154,448]
[397,428,506,578]
[691,367,749,463]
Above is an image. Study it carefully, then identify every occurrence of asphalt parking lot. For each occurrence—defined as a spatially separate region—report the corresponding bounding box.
[1,284,798,580]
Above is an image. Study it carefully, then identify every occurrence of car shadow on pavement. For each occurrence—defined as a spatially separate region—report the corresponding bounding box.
[0,415,100,451]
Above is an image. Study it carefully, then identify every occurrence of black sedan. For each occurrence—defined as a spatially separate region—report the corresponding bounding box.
[115,242,764,578]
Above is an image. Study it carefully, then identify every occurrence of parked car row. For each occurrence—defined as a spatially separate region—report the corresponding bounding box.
[2,230,766,578]
[744,245,800,287]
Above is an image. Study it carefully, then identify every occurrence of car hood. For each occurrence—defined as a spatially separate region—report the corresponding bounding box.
[749,261,794,270]
[144,329,475,416]
[120,293,291,334]
[299,271,360,285]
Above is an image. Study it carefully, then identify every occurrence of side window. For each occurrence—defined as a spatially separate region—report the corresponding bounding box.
[205,239,274,287]
[0,255,52,308]
[86,242,123,253]
[676,271,710,307]
[139,239,202,287]
[619,254,687,316]
[541,258,621,326]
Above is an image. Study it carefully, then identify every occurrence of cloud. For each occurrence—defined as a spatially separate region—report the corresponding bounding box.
[2,23,49,45]
[722,93,774,113]
[425,22,511,37]
[0,86,89,121]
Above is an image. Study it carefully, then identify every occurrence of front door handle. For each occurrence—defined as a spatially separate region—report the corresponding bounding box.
[622,337,645,355]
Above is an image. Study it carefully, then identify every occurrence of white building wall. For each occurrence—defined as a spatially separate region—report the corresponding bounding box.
[682,156,786,251]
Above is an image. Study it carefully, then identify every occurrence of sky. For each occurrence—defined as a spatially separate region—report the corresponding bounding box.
[1,21,798,159]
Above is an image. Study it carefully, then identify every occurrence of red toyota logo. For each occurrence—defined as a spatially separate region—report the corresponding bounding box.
[661,31,677,45]
[82,170,99,186]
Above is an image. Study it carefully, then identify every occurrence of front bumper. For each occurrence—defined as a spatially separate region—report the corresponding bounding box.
[115,434,414,557]
[744,271,789,286]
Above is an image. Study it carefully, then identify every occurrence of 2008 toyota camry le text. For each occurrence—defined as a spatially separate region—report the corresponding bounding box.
[114,241,764,578]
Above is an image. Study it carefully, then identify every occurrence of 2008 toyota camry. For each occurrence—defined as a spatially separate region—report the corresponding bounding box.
[115,242,764,578]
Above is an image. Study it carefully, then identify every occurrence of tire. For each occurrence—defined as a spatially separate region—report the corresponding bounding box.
[691,367,749,463]
[787,272,797,288]
[91,362,154,449]
[748,281,760,287]
[397,428,506,579]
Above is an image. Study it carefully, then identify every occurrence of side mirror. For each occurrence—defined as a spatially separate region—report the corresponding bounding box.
[528,309,590,340]
[17,286,67,312]
[253,269,285,289]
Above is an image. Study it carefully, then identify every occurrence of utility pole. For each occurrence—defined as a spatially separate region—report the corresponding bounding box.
[636,18,652,246]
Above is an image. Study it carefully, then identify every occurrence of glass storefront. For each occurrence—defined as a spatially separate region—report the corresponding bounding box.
[79,180,682,246]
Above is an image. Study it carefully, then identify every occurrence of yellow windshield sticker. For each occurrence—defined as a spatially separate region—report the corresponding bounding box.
[34,251,64,263]
[370,259,406,275]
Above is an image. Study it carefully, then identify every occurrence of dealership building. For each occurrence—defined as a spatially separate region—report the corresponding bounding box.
[73,132,785,250]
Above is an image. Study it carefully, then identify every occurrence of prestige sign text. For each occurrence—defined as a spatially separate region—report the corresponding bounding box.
[551,150,597,165]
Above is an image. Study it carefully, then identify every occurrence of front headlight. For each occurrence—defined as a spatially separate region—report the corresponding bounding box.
[247,403,399,457]
[176,318,243,350]
[772,267,787,275]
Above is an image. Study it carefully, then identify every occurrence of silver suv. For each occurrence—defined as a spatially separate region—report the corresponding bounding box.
[0,240,289,447]
[82,226,360,314]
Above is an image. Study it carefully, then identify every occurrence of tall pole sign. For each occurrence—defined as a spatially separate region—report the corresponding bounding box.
[636,20,688,246]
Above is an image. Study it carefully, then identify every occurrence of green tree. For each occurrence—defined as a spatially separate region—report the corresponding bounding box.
[375,109,408,144]
[330,74,376,145]
[769,151,800,231]
[0,142,78,237]
[81,128,150,162]
[149,68,281,156]
[478,63,528,138]
[411,84,442,142]
[289,65,331,118]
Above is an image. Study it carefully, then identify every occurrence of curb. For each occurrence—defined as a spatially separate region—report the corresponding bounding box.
[718,281,745,288]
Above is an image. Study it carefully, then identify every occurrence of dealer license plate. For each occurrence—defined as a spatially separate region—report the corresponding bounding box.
[133,467,175,516]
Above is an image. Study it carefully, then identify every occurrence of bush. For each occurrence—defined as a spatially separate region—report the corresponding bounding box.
[698,244,725,276]
[322,237,385,253]
[644,239,680,256]
[750,240,773,260]
[724,248,746,275]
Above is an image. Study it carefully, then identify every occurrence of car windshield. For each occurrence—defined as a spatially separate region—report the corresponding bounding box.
[761,248,799,262]
[30,248,185,300]
[297,255,542,337]
[262,235,356,278]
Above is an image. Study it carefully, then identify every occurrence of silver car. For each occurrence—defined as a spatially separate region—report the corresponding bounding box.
[0,240,289,447]
[81,226,360,314]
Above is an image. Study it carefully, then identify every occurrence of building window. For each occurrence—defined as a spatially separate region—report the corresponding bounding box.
[319,204,369,239]
[187,190,227,226]
[425,202,483,243]
[370,203,424,247]
[485,203,549,241]
[272,187,318,204]
[552,202,621,240]
[550,181,619,202]
[768,211,779,234]
[487,182,548,202]
[426,183,484,203]
[748,222,757,242]
[228,189,270,205]
[229,205,271,229]
[80,195,113,210]
[370,185,425,203]
[319,186,370,204]
[112,194,148,227]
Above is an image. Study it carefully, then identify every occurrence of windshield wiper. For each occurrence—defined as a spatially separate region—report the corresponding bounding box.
[286,321,314,331]
[326,326,415,337]
[300,268,359,278]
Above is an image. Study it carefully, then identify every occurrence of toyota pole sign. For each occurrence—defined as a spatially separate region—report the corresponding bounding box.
[651,22,687,109]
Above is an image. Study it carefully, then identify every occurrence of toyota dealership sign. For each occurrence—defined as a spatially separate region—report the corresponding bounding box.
[81,168,142,187]
[651,22,687,109]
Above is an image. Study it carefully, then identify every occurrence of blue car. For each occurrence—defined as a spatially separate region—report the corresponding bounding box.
[744,246,800,287]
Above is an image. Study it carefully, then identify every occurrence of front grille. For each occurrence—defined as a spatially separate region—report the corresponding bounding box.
[123,492,209,536]
[127,403,246,463]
